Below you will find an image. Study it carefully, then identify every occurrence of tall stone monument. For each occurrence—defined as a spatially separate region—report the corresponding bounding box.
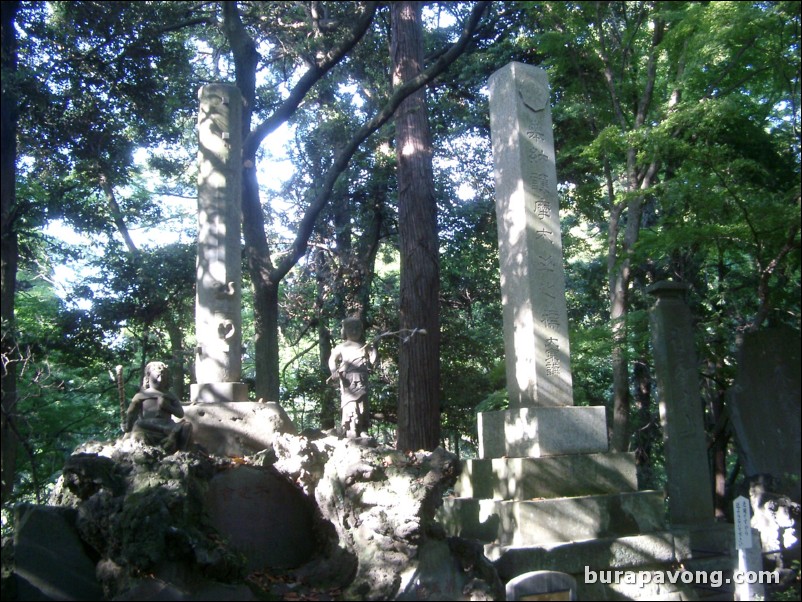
[647,281,714,525]
[191,84,249,404]
[490,62,572,409]
[438,64,737,601]
[479,62,606,458]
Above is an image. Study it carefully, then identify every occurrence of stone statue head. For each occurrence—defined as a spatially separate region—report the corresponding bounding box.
[341,317,363,342]
[142,361,171,392]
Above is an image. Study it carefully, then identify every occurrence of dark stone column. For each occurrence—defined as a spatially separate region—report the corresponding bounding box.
[647,281,714,525]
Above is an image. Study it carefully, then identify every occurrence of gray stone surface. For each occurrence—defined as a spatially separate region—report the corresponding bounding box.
[438,490,666,547]
[456,453,638,500]
[190,382,250,405]
[205,465,316,571]
[488,61,573,409]
[728,326,801,503]
[477,406,607,459]
[10,504,104,601]
[647,281,714,525]
[113,578,257,601]
[193,83,248,403]
[183,401,296,457]
[10,434,504,601]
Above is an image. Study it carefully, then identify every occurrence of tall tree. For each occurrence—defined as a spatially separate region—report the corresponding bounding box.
[1,0,20,505]
[391,1,440,451]
[596,2,665,452]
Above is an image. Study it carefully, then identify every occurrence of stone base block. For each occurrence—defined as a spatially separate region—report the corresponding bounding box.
[491,524,739,601]
[437,490,666,548]
[493,532,679,575]
[183,401,296,457]
[12,505,104,601]
[456,453,638,501]
[478,406,608,459]
[190,381,250,404]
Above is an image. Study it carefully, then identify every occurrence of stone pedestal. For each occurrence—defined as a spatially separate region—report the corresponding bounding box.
[478,406,607,459]
[190,382,249,405]
[183,401,295,457]
[440,490,666,548]
[456,452,638,500]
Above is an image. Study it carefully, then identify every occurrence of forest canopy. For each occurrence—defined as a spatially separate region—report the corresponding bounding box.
[1,1,799,523]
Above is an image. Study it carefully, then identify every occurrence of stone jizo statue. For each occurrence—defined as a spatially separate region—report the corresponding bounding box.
[125,361,193,451]
[328,318,378,438]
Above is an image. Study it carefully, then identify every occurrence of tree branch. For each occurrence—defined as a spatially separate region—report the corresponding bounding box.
[271,1,490,281]
[243,2,380,159]
[634,14,664,129]
[594,3,628,130]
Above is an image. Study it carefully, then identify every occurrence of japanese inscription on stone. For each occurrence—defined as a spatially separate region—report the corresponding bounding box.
[488,62,573,408]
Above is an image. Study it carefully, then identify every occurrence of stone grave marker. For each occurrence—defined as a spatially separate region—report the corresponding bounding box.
[733,495,765,601]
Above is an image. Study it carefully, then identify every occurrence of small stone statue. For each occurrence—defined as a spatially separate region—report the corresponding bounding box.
[328,318,378,438]
[125,361,192,451]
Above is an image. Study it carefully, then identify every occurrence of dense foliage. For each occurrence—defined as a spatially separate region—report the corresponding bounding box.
[1,1,799,534]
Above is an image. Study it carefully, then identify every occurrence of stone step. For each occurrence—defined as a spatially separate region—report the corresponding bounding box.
[438,490,666,548]
[455,452,638,501]
[490,524,737,576]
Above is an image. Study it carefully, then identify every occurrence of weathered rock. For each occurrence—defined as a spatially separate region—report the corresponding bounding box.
[310,440,502,600]
[747,473,801,592]
[269,432,334,497]
[5,432,501,601]
[43,439,246,600]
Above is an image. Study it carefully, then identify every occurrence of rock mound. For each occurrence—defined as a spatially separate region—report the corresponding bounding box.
[2,434,502,601]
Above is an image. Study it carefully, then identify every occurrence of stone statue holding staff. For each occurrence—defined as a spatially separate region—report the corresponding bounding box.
[328,318,378,438]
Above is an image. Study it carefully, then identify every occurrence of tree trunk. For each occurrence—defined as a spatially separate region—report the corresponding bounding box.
[609,257,630,452]
[632,355,656,486]
[596,7,663,452]
[315,249,337,429]
[710,366,729,521]
[317,322,336,430]
[392,1,440,452]
[99,171,138,255]
[166,317,185,401]
[248,264,281,402]
[1,0,20,505]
